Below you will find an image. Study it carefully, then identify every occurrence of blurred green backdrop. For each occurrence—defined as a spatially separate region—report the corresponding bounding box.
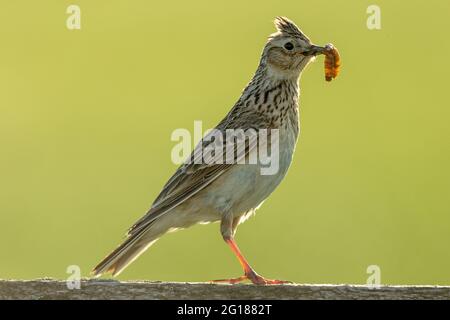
[0,1,449,285]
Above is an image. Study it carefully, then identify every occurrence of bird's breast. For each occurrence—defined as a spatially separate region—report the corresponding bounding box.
[202,121,299,219]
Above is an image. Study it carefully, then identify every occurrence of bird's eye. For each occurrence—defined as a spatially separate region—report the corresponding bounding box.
[284,42,294,50]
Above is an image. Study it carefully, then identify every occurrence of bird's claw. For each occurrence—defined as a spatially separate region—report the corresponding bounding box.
[211,276,248,284]
[211,271,292,285]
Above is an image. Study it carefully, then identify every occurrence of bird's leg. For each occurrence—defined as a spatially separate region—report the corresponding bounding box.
[211,217,291,285]
[215,236,291,285]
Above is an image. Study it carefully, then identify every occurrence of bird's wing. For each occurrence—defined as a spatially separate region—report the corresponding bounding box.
[127,110,272,236]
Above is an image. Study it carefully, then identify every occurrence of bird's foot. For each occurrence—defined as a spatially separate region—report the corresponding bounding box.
[211,275,248,284]
[211,270,292,285]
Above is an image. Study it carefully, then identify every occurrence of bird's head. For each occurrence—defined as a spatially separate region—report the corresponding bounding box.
[262,17,326,80]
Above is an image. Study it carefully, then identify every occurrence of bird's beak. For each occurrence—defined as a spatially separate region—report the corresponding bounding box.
[302,44,327,56]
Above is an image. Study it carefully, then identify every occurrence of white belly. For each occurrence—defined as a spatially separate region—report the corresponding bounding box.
[200,123,299,221]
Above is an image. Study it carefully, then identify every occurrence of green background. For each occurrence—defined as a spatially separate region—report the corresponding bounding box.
[1,1,449,285]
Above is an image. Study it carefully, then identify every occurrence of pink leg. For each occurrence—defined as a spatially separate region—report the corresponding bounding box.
[211,237,291,285]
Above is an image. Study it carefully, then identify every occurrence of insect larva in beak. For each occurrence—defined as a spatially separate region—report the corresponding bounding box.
[323,44,341,82]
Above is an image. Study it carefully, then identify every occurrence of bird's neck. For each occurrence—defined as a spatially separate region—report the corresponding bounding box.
[250,60,301,89]
[243,64,299,108]
[232,67,300,132]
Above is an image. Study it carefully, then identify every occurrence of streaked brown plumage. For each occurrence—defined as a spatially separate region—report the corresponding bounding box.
[92,17,339,284]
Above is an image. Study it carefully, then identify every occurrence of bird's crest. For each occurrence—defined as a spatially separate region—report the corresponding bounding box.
[274,16,310,42]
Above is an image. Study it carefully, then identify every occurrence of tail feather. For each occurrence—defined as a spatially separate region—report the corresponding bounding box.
[92,226,160,277]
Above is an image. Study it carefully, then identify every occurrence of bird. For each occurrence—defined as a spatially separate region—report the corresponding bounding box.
[93,16,332,284]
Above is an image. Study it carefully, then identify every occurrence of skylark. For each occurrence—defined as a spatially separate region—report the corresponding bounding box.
[93,17,337,284]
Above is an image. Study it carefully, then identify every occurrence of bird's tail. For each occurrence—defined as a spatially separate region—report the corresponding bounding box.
[92,224,163,277]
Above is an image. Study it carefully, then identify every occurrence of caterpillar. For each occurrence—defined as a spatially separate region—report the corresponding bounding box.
[324,44,340,82]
